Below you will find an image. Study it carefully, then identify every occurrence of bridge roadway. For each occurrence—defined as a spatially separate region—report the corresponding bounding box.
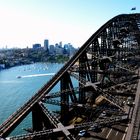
[80,77,139,140]
[7,115,128,140]
[88,71,139,140]
[125,70,140,140]
[81,123,128,140]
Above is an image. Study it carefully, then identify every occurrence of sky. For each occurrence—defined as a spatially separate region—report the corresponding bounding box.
[0,0,139,48]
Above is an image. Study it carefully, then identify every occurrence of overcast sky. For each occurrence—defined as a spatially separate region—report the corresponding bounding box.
[0,0,139,48]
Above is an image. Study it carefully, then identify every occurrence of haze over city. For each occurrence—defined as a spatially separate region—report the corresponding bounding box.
[0,0,139,48]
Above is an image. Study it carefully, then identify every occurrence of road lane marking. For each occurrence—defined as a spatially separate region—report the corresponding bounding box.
[106,129,112,139]
[122,134,126,140]
[122,127,128,140]
[115,131,118,136]
[102,128,105,132]
[125,127,128,132]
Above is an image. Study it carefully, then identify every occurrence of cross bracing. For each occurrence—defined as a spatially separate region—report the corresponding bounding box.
[0,13,140,140]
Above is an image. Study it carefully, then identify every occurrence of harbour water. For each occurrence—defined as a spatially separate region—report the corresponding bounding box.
[0,62,64,136]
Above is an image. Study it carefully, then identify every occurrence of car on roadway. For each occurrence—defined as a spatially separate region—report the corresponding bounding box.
[89,124,102,133]
[78,129,89,137]
[99,111,107,119]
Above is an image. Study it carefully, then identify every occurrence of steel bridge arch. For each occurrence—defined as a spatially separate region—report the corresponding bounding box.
[0,13,140,140]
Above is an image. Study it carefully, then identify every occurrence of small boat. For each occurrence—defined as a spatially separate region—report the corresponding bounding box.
[17,76,21,79]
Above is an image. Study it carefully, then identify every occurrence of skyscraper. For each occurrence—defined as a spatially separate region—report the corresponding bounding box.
[44,39,49,51]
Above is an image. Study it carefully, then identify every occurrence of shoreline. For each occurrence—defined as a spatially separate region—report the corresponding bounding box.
[0,61,67,71]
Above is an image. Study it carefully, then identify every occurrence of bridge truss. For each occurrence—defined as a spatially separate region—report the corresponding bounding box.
[0,13,140,140]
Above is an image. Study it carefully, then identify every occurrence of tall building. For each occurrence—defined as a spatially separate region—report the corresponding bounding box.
[33,44,41,49]
[49,45,55,55]
[44,39,49,51]
[55,43,63,55]
[64,43,76,57]
[59,41,62,48]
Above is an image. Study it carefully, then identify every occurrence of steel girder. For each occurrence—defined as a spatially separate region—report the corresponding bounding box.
[0,14,140,140]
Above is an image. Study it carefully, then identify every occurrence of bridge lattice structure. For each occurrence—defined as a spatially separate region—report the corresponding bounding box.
[0,13,140,140]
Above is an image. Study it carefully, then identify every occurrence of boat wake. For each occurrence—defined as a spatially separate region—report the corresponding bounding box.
[17,73,55,78]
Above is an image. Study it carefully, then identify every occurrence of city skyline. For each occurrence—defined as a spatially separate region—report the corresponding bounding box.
[0,0,139,48]
[32,39,75,50]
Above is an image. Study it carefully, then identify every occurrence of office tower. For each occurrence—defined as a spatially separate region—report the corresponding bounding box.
[44,39,49,51]
[59,41,62,48]
[33,44,41,49]
[49,45,55,55]
[55,43,63,55]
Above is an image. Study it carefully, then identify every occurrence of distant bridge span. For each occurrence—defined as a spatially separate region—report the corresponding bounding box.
[0,13,140,140]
